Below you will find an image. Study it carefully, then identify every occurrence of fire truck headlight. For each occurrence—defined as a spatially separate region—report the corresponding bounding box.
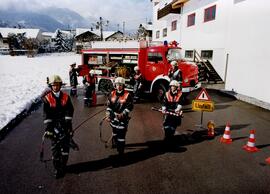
[184,78,188,83]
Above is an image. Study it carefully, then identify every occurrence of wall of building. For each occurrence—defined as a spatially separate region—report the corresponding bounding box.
[180,0,230,80]
[226,0,270,104]
[152,0,182,42]
[151,0,270,106]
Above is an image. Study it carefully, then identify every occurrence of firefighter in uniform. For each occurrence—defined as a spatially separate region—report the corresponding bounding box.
[83,70,96,106]
[42,75,75,178]
[69,63,79,97]
[133,66,143,102]
[161,80,183,143]
[105,77,133,154]
[168,60,182,83]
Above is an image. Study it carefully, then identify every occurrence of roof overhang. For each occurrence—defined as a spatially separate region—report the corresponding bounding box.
[172,0,189,9]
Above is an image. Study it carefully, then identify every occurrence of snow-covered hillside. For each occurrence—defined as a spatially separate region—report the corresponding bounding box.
[0,53,82,130]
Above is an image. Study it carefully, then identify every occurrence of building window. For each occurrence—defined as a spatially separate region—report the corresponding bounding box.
[187,13,195,27]
[204,5,216,22]
[171,20,177,31]
[163,28,167,37]
[201,50,213,59]
[156,30,160,39]
[185,50,194,58]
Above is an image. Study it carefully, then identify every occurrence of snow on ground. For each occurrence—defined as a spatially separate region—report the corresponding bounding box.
[0,53,82,130]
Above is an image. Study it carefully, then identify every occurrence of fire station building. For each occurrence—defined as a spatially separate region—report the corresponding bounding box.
[151,0,270,109]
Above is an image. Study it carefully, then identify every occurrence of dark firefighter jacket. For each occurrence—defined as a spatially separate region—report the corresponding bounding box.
[162,90,183,112]
[69,68,78,86]
[106,89,133,123]
[43,91,74,131]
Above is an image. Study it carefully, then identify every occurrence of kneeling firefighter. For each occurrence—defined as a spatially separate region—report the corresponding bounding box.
[42,75,78,178]
[105,77,133,155]
[161,80,183,141]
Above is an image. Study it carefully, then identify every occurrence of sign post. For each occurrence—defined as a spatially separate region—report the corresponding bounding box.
[192,88,214,128]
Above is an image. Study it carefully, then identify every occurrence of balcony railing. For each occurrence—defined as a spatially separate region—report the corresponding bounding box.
[157,2,181,20]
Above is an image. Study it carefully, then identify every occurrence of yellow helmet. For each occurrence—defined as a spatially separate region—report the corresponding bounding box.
[49,75,63,85]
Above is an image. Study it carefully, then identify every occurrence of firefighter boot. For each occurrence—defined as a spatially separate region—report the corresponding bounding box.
[70,138,79,151]
[117,141,125,155]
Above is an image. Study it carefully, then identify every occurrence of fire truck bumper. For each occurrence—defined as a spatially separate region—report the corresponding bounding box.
[182,82,201,93]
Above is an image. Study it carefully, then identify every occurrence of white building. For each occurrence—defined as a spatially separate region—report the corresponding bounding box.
[151,0,270,109]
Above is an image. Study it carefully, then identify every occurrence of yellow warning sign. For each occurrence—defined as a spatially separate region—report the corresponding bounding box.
[192,100,214,112]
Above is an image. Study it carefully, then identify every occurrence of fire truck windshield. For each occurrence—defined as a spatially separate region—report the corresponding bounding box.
[167,48,182,61]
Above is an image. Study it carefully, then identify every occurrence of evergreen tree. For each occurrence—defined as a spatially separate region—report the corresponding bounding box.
[55,30,67,52]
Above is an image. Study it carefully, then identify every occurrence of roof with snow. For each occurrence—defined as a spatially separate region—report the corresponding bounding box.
[42,32,55,38]
[0,27,41,39]
[140,23,153,31]
[75,28,122,39]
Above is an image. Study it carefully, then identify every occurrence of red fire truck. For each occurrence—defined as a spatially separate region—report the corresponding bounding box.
[78,41,201,100]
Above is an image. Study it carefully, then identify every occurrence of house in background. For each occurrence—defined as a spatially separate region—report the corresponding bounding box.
[0,27,43,55]
[75,28,125,51]
[0,32,9,54]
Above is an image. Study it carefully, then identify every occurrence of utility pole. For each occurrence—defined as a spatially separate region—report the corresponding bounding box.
[123,21,125,39]
[96,17,109,41]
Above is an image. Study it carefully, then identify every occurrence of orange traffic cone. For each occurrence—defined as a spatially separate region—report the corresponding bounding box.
[220,123,232,144]
[265,157,270,164]
[243,129,259,152]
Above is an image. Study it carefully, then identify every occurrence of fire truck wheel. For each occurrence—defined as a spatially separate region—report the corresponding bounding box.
[154,83,167,102]
[99,79,113,95]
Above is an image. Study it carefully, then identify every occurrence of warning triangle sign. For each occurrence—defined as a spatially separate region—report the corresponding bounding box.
[195,88,212,101]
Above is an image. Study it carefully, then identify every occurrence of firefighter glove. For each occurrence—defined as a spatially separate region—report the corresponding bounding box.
[161,106,166,114]
[44,131,54,139]
[117,113,124,120]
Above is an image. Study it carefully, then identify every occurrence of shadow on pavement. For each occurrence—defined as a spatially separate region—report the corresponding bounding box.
[66,140,187,174]
[215,124,250,135]
[67,123,251,174]
[256,144,270,149]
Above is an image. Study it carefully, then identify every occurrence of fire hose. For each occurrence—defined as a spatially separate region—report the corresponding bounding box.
[40,108,106,163]
[151,107,183,117]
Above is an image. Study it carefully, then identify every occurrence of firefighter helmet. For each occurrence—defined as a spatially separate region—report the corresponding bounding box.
[114,77,125,85]
[169,80,180,87]
[49,75,63,85]
[134,66,139,71]
[171,61,178,66]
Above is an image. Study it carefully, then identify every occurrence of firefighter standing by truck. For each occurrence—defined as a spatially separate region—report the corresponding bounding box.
[161,80,183,145]
[83,70,96,106]
[168,60,182,83]
[69,63,79,97]
[42,75,78,178]
[105,77,133,155]
[133,66,143,103]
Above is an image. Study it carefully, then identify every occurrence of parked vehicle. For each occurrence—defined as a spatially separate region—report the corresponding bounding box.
[78,40,201,100]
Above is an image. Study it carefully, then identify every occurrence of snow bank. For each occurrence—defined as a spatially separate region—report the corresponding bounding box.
[0,53,82,130]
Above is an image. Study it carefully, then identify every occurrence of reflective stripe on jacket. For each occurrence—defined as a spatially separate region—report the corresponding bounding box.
[111,90,130,104]
[165,91,182,103]
[45,92,69,108]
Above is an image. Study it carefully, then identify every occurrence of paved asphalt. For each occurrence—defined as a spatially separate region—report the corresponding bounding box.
[1,88,270,194]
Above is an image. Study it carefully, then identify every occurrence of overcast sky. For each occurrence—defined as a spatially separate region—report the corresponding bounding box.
[0,0,153,30]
